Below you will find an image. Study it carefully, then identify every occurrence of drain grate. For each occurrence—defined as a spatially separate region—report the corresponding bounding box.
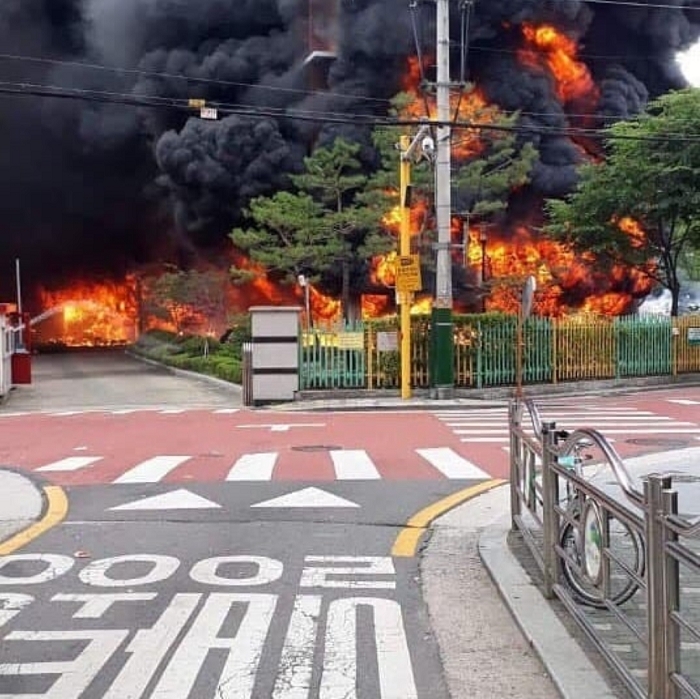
[292,445,342,453]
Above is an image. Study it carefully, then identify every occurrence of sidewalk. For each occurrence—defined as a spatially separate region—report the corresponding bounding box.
[0,469,44,545]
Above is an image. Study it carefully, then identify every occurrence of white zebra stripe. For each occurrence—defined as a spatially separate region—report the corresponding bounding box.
[226,453,278,481]
[113,456,191,484]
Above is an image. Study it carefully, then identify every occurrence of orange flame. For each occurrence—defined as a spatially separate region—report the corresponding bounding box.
[37,278,138,346]
[401,57,500,159]
[617,216,647,249]
[464,223,653,317]
[520,24,599,106]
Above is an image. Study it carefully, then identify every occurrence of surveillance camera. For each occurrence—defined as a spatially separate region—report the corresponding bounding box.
[421,136,435,154]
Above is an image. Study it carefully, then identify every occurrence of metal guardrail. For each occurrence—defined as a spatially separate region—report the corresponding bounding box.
[509,399,700,699]
[241,342,253,406]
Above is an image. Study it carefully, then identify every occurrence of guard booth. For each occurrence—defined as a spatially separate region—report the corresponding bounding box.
[246,307,301,405]
[0,304,32,387]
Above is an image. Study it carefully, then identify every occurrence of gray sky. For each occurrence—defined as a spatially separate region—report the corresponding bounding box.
[678,42,700,86]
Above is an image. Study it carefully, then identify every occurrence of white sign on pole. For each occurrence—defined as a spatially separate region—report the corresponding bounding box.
[200,107,218,120]
[377,331,399,352]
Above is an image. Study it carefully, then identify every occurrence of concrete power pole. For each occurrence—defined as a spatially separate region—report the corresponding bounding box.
[431,0,454,397]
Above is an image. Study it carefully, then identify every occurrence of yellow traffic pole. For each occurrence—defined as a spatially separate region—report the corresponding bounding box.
[399,134,412,400]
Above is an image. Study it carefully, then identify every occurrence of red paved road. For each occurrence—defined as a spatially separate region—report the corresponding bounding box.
[0,388,697,486]
[0,409,498,486]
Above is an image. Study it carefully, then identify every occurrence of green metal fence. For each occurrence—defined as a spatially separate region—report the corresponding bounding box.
[298,314,700,390]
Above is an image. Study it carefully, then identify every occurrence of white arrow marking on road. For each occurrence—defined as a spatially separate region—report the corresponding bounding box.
[251,487,360,509]
[36,456,102,472]
[237,423,325,432]
[109,489,221,511]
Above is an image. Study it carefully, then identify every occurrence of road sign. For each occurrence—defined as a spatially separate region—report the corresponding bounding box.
[395,255,422,292]
[200,107,218,120]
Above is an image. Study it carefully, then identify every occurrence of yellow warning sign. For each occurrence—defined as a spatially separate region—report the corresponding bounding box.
[395,254,422,292]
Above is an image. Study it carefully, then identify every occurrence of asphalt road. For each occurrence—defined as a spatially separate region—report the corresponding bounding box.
[0,350,479,697]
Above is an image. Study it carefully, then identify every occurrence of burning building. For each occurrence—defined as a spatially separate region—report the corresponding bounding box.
[0,0,697,336]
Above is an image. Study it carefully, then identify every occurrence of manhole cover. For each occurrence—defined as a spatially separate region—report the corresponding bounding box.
[625,438,690,448]
[292,445,342,453]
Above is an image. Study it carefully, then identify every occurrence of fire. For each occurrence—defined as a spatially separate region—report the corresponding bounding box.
[411,297,432,314]
[401,57,499,159]
[362,294,392,319]
[37,278,138,347]
[309,285,342,324]
[617,216,646,248]
[464,224,652,317]
[520,24,599,107]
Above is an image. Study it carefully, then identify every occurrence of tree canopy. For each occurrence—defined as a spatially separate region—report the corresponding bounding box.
[545,88,700,316]
[230,138,392,320]
[230,90,537,318]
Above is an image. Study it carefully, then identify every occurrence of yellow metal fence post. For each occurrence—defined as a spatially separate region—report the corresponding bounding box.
[400,134,412,400]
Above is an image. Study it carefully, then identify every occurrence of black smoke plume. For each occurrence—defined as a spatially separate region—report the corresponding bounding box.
[0,0,697,302]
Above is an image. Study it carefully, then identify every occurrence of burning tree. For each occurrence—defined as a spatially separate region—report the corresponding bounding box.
[545,89,700,317]
[145,268,229,335]
[230,138,393,320]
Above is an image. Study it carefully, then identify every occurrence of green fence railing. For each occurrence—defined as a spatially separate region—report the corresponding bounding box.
[298,313,700,391]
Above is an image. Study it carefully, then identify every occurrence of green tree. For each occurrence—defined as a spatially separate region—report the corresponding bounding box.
[231,138,393,320]
[546,88,700,316]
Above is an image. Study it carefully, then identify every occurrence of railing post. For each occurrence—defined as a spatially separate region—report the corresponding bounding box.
[645,474,673,699]
[509,401,521,530]
[663,488,680,699]
[541,421,558,599]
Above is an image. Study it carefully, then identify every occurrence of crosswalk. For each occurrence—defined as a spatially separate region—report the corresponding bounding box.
[0,407,241,419]
[434,404,700,445]
[28,446,490,484]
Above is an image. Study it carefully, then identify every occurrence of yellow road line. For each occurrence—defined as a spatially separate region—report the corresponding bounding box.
[392,479,506,557]
[0,485,69,555]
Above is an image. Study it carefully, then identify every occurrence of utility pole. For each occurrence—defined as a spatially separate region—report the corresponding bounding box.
[431,0,454,397]
[399,134,412,400]
[398,125,431,400]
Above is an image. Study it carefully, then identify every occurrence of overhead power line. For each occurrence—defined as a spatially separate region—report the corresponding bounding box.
[1,80,699,144]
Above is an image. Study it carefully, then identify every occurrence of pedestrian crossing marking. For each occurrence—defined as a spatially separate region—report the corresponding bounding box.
[668,399,700,405]
[416,448,489,479]
[329,450,381,480]
[113,456,191,484]
[36,456,103,472]
[29,447,493,483]
[227,453,278,481]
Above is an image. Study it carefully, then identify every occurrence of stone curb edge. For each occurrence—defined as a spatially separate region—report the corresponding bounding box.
[0,467,49,548]
[478,516,618,699]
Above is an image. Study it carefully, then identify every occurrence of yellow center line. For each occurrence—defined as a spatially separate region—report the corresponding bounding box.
[0,485,69,555]
[392,479,506,557]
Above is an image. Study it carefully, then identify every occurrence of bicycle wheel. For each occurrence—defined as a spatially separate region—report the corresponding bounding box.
[559,518,644,608]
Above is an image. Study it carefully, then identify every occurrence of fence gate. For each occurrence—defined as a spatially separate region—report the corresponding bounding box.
[299,322,366,390]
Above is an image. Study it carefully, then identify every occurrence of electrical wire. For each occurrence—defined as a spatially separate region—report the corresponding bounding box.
[0,52,395,107]
[2,80,700,144]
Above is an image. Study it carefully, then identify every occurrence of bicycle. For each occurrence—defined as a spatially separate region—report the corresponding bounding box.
[553,430,645,609]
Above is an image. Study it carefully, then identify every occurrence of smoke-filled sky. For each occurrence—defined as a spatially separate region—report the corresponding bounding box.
[0,0,698,302]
